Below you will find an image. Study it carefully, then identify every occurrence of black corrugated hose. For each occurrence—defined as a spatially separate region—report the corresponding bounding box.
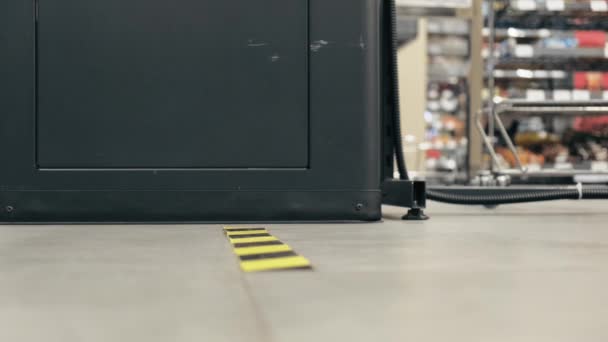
[387,0,408,180]
[386,0,608,204]
[427,187,608,205]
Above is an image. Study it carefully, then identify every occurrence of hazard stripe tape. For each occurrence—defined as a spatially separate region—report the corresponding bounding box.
[226,230,267,236]
[223,226,312,272]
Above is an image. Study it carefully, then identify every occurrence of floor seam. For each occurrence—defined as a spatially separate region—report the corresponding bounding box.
[222,225,276,342]
[239,272,277,342]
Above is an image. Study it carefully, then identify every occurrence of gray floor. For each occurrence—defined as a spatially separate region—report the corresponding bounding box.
[1,201,607,342]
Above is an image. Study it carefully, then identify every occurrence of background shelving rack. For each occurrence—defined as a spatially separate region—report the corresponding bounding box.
[483,0,608,184]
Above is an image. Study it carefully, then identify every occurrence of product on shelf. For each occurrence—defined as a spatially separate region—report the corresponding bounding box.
[497,146,545,167]
[574,30,606,47]
[573,116,608,136]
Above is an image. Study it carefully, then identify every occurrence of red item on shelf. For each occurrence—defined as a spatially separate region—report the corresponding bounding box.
[573,72,588,89]
[573,116,608,133]
[575,30,607,48]
[603,73,608,90]
[426,149,442,160]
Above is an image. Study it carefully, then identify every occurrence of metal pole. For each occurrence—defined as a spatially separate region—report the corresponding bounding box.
[485,0,496,170]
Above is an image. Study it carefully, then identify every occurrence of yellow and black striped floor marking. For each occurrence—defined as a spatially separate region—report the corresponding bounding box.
[223,226,312,272]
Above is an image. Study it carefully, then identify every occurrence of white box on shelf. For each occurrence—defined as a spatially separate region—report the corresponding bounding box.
[591,0,608,12]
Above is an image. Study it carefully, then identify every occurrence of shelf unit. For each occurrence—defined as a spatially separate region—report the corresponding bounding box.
[398,0,484,183]
[482,0,608,183]
[509,0,608,12]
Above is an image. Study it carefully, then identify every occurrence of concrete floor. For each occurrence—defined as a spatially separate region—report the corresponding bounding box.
[1,200,607,342]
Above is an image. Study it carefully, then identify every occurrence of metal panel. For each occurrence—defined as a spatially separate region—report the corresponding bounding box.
[37,0,309,168]
[0,0,382,221]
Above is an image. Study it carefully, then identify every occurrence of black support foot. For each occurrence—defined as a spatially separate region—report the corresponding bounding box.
[402,208,429,221]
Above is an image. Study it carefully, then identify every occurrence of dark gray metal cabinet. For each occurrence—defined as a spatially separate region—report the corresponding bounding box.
[0,0,382,222]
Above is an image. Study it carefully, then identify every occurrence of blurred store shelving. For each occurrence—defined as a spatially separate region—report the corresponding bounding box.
[483,0,608,183]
